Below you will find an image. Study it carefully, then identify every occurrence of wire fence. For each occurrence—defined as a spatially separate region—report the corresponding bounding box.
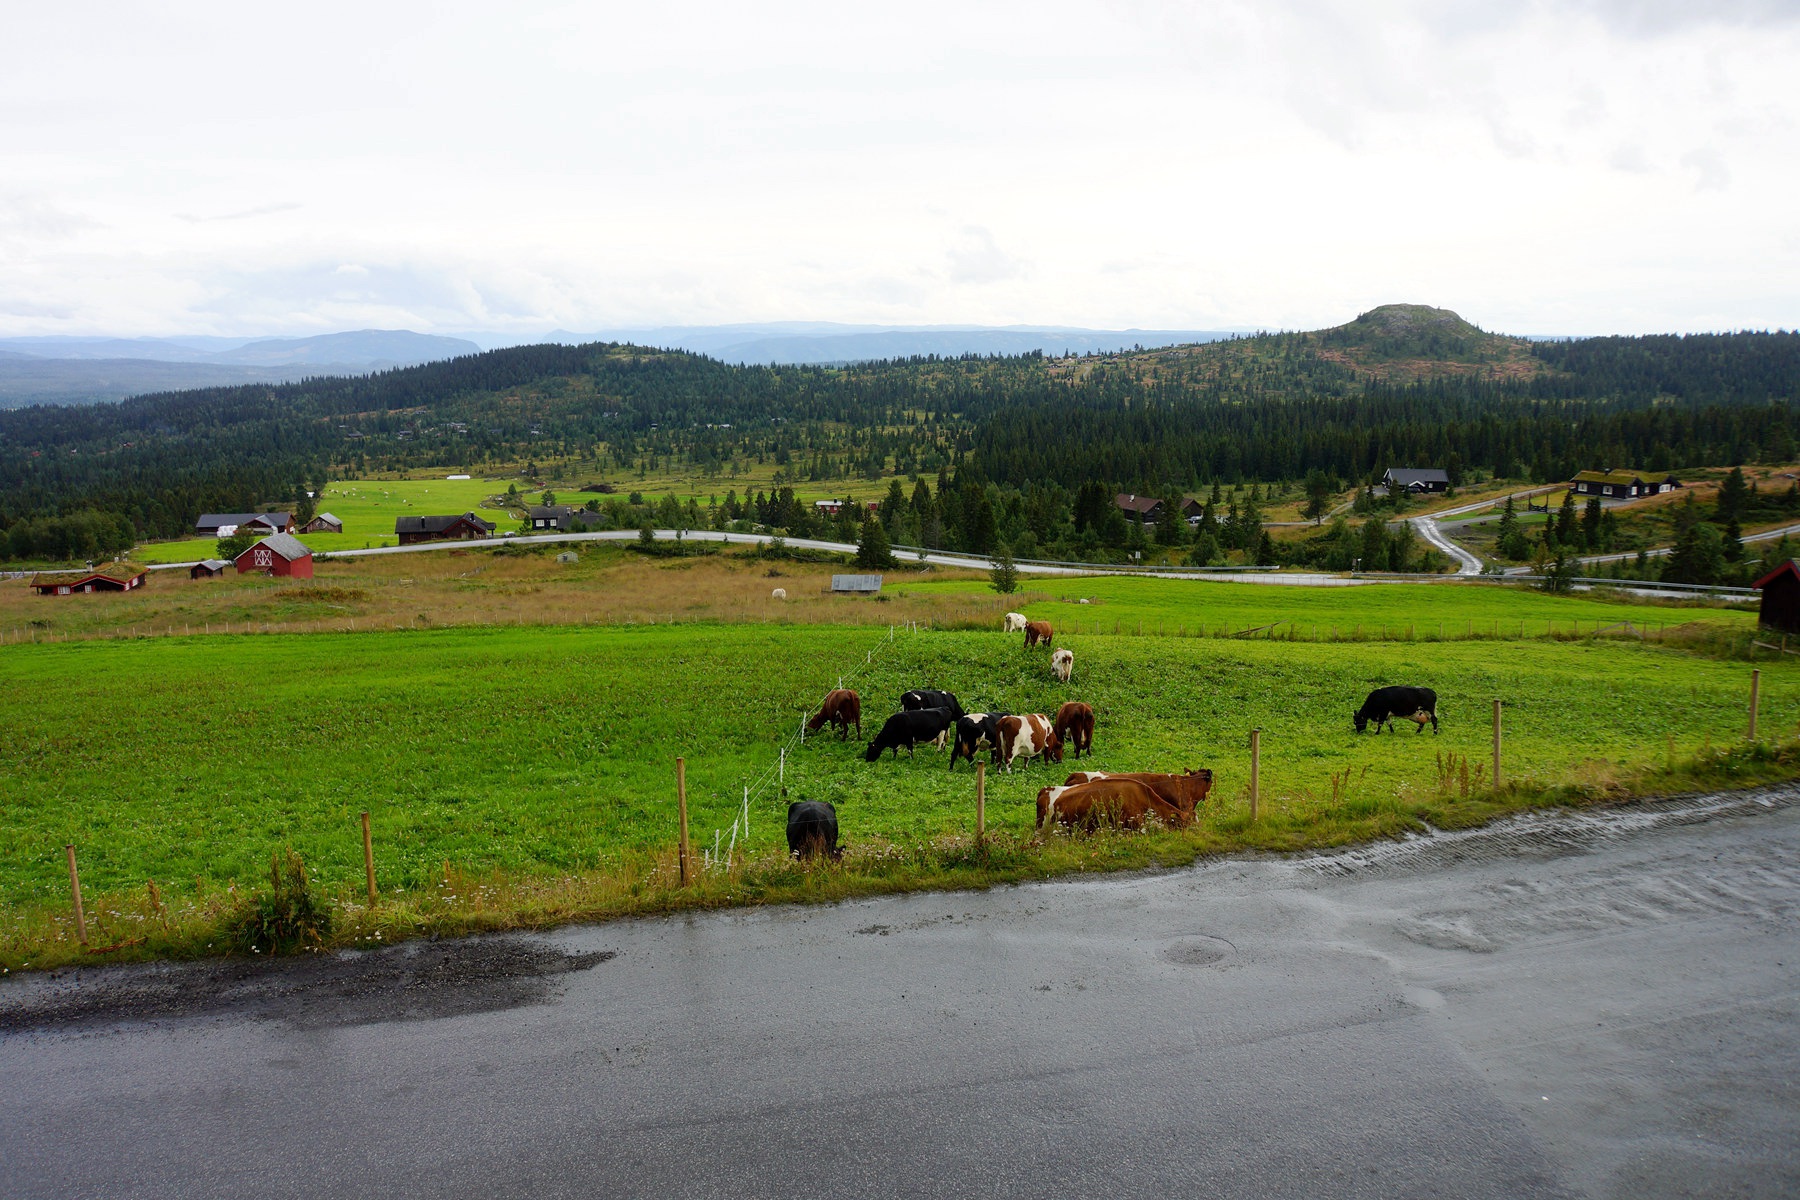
[701,618,929,871]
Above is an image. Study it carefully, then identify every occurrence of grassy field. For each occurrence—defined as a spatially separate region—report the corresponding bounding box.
[893,573,1759,637]
[133,478,525,563]
[3,609,1794,968]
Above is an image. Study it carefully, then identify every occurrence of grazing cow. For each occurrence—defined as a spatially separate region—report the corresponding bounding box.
[1354,686,1439,734]
[1036,778,1189,834]
[865,708,957,761]
[806,688,862,741]
[1003,612,1028,632]
[901,689,965,722]
[1052,702,1094,758]
[949,711,1009,771]
[786,800,842,860]
[1062,769,1214,813]
[1051,648,1074,682]
[1023,620,1054,648]
[771,587,787,600]
[996,713,1063,771]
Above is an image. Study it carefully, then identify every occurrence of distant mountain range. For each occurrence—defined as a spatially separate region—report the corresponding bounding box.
[0,330,482,407]
[0,323,1252,407]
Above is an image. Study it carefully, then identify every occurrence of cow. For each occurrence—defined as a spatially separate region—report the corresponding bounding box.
[1051,648,1074,682]
[771,587,787,601]
[805,688,861,741]
[1023,620,1054,649]
[865,708,958,761]
[949,711,1009,771]
[996,713,1063,771]
[1003,612,1028,632]
[1052,702,1094,758]
[1062,769,1214,814]
[1354,686,1439,734]
[1036,778,1189,835]
[786,800,842,860]
[902,689,965,722]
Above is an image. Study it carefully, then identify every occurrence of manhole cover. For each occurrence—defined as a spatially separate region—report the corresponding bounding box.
[1161,936,1233,966]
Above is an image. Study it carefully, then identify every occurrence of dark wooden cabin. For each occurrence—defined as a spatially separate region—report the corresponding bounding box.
[1753,559,1800,636]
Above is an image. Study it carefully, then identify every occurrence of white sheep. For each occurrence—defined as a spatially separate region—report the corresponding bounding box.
[771,587,788,601]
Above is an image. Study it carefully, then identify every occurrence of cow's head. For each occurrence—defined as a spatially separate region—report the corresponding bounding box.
[1353,712,1369,733]
[1046,731,1065,763]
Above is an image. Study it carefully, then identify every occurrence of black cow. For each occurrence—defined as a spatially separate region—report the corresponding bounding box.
[1354,686,1439,734]
[902,689,965,722]
[865,708,957,761]
[786,801,842,860]
[949,711,1009,771]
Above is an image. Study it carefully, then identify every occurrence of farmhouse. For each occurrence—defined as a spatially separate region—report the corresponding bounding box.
[568,509,608,531]
[189,559,232,579]
[1381,468,1450,494]
[1115,493,1164,523]
[528,505,574,531]
[1570,470,1681,499]
[195,512,295,536]
[300,512,343,534]
[31,564,147,595]
[1753,560,1800,636]
[832,574,883,594]
[395,512,497,544]
[234,532,313,579]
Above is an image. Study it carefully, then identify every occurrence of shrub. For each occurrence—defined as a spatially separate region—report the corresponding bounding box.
[225,849,333,954]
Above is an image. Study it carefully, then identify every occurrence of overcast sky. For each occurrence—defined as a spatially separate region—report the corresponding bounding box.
[3,0,1797,338]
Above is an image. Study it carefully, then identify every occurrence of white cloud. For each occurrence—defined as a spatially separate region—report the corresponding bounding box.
[0,0,1794,336]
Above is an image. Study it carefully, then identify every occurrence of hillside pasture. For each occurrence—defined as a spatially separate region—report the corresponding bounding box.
[2,620,1793,967]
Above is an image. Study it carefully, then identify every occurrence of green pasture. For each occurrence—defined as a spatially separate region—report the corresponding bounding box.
[2,621,1789,921]
[133,478,523,563]
[893,574,1756,637]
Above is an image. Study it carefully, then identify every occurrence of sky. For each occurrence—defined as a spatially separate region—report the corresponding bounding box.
[2,0,1798,339]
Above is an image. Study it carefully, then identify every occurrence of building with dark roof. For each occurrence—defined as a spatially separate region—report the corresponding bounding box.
[189,559,232,579]
[1570,470,1680,499]
[31,564,147,595]
[395,512,497,544]
[195,512,295,535]
[1754,559,1800,636]
[1381,468,1450,494]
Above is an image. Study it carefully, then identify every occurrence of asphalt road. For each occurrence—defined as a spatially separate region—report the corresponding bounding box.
[4,786,1796,1199]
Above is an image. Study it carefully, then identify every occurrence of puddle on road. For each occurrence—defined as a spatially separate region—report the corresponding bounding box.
[1280,784,1800,880]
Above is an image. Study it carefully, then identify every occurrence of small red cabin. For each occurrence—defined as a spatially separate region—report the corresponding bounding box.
[1753,559,1800,636]
[31,565,147,595]
[234,532,313,579]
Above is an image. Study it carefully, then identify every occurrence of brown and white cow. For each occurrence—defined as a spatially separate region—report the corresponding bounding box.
[1060,768,1215,814]
[1035,778,1189,834]
[996,713,1063,771]
[806,688,862,741]
[1024,620,1054,648]
[1050,648,1074,682]
[1052,702,1094,758]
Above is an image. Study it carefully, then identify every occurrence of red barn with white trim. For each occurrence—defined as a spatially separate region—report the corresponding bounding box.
[234,532,314,579]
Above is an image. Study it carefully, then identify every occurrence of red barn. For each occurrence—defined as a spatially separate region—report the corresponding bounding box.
[234,532,314,579]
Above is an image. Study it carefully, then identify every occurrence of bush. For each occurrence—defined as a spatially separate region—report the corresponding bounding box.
[989,544,1019,594]
[225,849,333,954]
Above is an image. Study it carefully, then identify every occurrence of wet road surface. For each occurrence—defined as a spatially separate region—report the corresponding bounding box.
[4,787,1797,1199]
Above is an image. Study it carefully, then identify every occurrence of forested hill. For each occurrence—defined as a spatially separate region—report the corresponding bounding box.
[1,306,1797,548]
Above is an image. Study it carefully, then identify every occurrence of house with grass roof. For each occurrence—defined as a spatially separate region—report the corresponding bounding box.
[1569,469,1681,499]
[30,563,147,595]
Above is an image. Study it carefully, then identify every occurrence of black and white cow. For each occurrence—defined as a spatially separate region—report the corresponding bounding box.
[902,689,965,722]
[1354,686,1439,734]
[949,711,1009,771]
[865,708,958,761]
[786,801,841,860]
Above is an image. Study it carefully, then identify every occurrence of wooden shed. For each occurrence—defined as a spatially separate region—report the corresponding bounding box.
[1753,559,1800,636]
[234,532,313,579]
[300,512,343,534]
[190,559,232,579]
[31,564,147,595]
[396,512,496,544]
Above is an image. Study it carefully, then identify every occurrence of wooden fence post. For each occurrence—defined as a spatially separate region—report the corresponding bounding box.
[1749,669,1762,740]
[975,760,986,842]
[65,844,87,946]
[677,757,691,886]
[1492,700,1503,791]
[360,811,377,906]
[1249,729,1261,821]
